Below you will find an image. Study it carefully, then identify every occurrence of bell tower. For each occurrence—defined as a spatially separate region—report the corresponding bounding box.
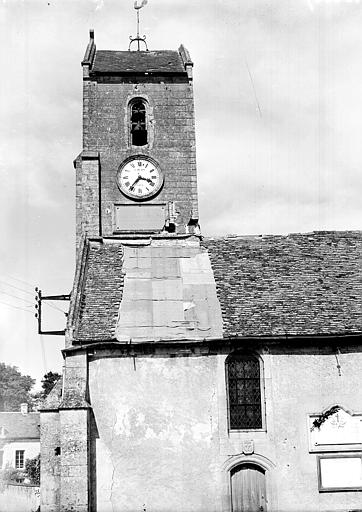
[41,19,224,512]
[74,28,199,252]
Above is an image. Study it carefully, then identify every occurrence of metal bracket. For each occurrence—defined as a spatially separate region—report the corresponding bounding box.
[35,288,70,335]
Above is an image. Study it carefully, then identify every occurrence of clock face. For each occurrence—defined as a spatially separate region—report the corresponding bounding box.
[117,156,163,200]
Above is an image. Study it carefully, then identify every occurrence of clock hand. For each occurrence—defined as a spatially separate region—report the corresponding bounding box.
[129,175,142,191]
[137,176,154,184]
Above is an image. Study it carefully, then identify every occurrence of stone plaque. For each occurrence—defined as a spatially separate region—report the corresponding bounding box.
[309,408,362,452]
[242,440,254,455]
[114,204,166,232]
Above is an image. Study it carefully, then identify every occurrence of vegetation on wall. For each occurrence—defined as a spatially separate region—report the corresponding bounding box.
[25,454,40,486]
[311,405,340,431]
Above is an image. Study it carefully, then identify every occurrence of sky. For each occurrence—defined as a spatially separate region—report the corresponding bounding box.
[0,0,361,388]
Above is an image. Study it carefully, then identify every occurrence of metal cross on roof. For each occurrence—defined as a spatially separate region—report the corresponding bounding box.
[129,0,149,51]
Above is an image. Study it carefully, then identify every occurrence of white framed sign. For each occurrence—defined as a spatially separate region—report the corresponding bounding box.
[317,454,362,492]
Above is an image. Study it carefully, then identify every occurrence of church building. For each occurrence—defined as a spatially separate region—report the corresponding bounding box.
[40,28,362,512]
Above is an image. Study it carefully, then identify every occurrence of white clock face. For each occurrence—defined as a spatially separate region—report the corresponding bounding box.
[117,157,163,200]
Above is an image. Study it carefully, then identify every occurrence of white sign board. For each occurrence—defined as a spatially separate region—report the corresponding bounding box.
[318,456,362,491]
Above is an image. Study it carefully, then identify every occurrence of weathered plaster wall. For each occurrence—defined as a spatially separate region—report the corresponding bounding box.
[89,351,222,512]
[89,344,362,512]
[269,346,362,512]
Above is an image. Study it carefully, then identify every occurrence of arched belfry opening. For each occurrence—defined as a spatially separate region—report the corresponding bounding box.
[130,99,147,146]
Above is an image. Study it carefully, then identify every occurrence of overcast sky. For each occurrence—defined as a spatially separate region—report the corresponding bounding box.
[0,0,361,387]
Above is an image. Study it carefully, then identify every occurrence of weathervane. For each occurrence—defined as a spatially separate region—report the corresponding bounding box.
[129,0,149,51]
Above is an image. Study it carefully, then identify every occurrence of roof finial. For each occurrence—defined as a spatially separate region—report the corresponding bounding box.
[129,0,148,51]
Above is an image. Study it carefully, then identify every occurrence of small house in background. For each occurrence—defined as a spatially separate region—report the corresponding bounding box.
[0,404,40,478]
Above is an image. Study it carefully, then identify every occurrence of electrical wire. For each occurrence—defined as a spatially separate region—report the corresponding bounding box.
[40,335,48,373]
[0,299,33,314]
[0,279,34,297]
[0,279,68,314]
[3,275,35,290]
[0,290,34,306]
[245,59,262,118]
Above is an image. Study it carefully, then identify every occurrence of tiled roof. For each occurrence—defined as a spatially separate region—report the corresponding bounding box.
[202,231,362,337]
[0,412,40,440]
[92,50,186,74]
[70,232,362,343]
[74,242,125,341]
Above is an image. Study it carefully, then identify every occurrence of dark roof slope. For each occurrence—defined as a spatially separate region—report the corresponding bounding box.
[0,412,40,440]
[92,50,186,74]
[75,242,125,341]
[203,231,362,337]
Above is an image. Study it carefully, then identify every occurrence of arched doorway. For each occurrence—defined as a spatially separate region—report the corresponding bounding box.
[230,463,267,512]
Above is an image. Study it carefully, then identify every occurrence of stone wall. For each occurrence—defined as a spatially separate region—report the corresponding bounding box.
[0,484,40,512]
[40,412,60,512]
[77,77,198,246]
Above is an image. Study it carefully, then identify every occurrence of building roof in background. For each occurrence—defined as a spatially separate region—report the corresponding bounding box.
[69,231,362,344]
[0,412,40,440]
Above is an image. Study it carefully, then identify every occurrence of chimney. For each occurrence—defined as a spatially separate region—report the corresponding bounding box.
[20,403,28,415]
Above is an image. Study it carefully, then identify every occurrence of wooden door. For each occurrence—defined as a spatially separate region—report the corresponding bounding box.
[231,464,267,512]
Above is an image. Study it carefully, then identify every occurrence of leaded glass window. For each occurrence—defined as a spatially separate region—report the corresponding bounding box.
[227,354,263,430]
[131,100,147,146]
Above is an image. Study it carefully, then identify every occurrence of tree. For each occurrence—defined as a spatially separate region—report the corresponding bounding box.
[30,371,62,410]
[40,371,61,398]
[0,363,35,411]
[25,455,40,485]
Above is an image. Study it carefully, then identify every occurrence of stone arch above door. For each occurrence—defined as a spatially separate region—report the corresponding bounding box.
[222,454,276,512]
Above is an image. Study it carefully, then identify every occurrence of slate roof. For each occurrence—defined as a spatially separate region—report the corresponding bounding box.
[70,231,362,343]
[74,242,125,341]
[91,50,186,75]
[0,412,40,440]
[202,231,362,338]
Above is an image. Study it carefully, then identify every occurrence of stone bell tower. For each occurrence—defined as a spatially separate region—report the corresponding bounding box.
[74,29,199,252]
[40,25,226,512]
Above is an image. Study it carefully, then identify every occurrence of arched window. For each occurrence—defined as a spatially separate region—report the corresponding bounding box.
[226,353,263,430]
[130,100,147,146]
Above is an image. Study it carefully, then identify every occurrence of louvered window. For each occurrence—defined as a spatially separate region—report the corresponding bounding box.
[131,100,147,146]
[227,354,263,430]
